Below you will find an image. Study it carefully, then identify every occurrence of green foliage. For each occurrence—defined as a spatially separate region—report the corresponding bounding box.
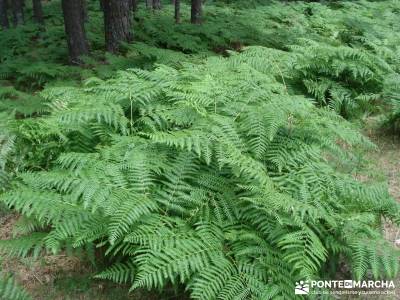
[382,74,400,132]
[2,0,400,122]
[1,1,400,299]
[1,48,399,299]
[290,39,391,118]
[0,275,31,300]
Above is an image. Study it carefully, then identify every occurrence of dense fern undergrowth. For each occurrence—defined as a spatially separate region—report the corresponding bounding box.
[1,0,400,299]
[2,0,400,120]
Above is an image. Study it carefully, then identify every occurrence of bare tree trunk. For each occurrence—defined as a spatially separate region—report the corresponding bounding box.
[82,0,88,22]
[61,0,89,64]
[174,0,180,23]
[152,0,161,10]
[129,0,137,12]
[146,0,152,9]
[0,0,9,29]
[102,0,132,53]
[11,0,24,26]
[32,0,44,24]
[191,0,202,24]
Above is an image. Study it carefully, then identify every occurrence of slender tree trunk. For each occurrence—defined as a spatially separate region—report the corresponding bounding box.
[32,0,44,24]
[146,0,152,9]
[152,0,161,10]
[11,0,24,26]
[102,0,132,53]
[174,0,180,23]
[129,0,137,12]
[61,0,89,64]
[191,0,202,24]
[82,0,88,22]
[0,0,9,29]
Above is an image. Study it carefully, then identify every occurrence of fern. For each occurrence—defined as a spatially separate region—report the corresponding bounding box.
[1,48,399,300]
[0,275,31,300]
[290,39,392,118]
[1,1,400,298]
[95,259,136,284]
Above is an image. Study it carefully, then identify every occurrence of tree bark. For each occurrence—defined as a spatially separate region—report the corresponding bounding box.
[146,0,152,9]
[129,0,137,12]
[191,0,202,24]
[11,0,24,26]
[152,0,161,10]
[0,0,9,29]
[61,0,89,64]
[102,0,132,53]
[32,0,44,24]
[82,0,88,22]
[174,0,180,23]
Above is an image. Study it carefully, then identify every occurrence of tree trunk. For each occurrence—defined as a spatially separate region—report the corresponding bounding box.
[191,0,202,24]
[174,0,180,23]
[129,0,137,12]
[146,0,152,9]
[11,0,24,26]
[102,0,132,53]
[61,0,89,64]
[32,0,44,24]
[0,0,9,29]
[152,0,161,10]
[82,0,88,22]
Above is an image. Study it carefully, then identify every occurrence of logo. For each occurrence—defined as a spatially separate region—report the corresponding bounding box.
[294,279,396,296]
[344,280,353,289]
[295,281,310,295]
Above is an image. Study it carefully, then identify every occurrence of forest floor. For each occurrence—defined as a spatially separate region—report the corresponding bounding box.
[361,119,400,244]
[1,118,399,300]
[1,1,399,299]
[356,118,400,299]
[0,213,134,300]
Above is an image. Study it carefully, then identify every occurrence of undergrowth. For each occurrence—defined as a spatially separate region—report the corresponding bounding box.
[1,1,400,121]
[1,47,400,299]
[1,0,400,299]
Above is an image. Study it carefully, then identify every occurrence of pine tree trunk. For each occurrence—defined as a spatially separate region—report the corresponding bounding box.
[0,0,9,29]
[11,0,24,26]
[152,0,161,10]
[82,0,88,22]
[174,0,180,23]
[191,0,202,24]
[102,0,132,53]
[129,0,137,12]
[61,0,89,64]
[32,0,44,24]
